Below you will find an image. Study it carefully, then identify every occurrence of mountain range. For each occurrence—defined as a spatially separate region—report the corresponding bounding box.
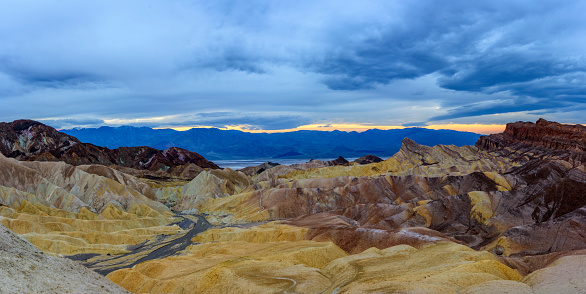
[0,120,219,179]
[63,126,482,160]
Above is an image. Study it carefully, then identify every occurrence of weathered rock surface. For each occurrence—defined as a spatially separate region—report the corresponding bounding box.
[0,152,179,255]
[194,140,515,233]
[290,156,350,170]
[522,254,586,294]
[0,119,219,176]
[284,213,462,254]
[155,168,253,211]
[239,161,280,176]
[501,249,586,276]
[0,152,169,214]
[477,118,586,164]
[469,120,586,258]
[353,154,383,164]
[195,131,586,271]
[0,223,129,293]
[281,137,513,180]
[254,164,300,181]
[109,222,522,294]
[77,164,158,200]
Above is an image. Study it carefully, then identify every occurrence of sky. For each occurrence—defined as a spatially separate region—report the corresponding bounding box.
[1,0,585,135]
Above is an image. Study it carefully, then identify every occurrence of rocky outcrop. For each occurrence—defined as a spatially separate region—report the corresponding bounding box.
[281,138,513,181]
[324,156,350,166]
[0,223,130,293]
[0,152,169,214]
[239,161,280,176]
[0,152,179,255]
[465,120,586,258]
[290,156,350,170]
[477,118,586,164]
[77,164,158,200]
[155,168,253,211]
[353,154,383,164]
[0,120,219,176]
[0,119,79,159]
[522,254,586,294]
[283,213,461,254]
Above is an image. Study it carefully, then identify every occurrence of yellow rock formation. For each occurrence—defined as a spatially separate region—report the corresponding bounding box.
[108,240,347,293]
[195,191,270,225]
[192,222,308,243]
[281,140,513,181]
[325,242,522,293]
[463,280,532,294]
[0,201,179,255]
[468,191,494,224]
[482,172,513,191]
[0,153,182,255]
[108,225,524,294]
[155,168,252,212]
[522,254,586,294]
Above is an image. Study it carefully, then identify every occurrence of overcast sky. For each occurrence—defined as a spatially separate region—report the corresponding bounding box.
[1,0,585,132]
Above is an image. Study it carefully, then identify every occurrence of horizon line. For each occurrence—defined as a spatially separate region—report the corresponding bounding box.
[152,123,507,135]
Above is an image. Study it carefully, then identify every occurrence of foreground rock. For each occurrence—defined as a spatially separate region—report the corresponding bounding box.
[0,223,129,294]
[522,255,586,294]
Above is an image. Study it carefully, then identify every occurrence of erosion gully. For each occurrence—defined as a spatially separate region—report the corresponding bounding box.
[65,213,212,276]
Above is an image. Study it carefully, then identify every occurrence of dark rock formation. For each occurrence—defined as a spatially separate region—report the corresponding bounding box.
[477,118,586,164]
[0,120,219,176]
[324,156,350,166]
[469,119,586,260]
[353,154,383,164]
[239,162,281,176]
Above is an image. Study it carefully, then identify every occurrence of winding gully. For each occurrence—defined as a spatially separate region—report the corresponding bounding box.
[65,213,212,276]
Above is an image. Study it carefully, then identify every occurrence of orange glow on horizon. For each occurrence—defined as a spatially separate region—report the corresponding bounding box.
[157,123,506,135]
[424,124,506,135]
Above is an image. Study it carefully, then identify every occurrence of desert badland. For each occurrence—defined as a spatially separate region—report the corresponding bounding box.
[0,118,585,293]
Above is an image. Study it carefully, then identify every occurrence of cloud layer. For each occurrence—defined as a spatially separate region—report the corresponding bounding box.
[0,0,585,130]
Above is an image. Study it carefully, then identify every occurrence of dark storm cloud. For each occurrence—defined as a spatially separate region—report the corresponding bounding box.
[0,0,585,127]
[310,0,586,119]
[430,98,571,121]
[0,57,98,88]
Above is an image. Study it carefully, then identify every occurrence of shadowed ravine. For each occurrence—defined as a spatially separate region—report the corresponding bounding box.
[66,213,212,276]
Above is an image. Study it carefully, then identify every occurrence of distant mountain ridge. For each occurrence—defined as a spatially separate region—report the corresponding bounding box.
[0,120,219,174]
[63,125,482,160]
